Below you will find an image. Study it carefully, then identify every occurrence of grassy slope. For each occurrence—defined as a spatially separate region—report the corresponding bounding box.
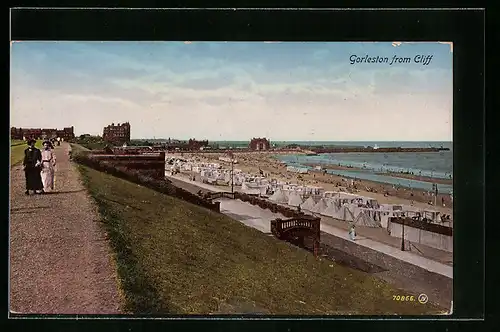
[77,165,442,315]
[69,143,90,155]
[10,140,43,167]
[72,137,108,150]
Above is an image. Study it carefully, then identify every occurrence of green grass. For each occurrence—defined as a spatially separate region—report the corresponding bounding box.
[10,140,44,167]
[73,136,109,150]
[69,143,90,157]
[77,164,444,315]
[11,140,26,147]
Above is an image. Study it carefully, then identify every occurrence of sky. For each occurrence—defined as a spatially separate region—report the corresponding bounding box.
[10,41,453,141]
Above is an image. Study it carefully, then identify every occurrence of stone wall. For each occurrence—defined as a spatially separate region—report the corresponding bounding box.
[388,221,453,252]
[72,153,220,213]
[90,153,166,180]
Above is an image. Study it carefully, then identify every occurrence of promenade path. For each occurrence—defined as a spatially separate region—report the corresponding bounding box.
[9,143,122,314]
[167,173,452,279]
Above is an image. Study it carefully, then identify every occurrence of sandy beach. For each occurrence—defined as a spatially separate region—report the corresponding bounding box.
[173,151,454,216]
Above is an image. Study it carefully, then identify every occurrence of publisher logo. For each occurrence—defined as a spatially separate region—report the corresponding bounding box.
[418,293,429,304]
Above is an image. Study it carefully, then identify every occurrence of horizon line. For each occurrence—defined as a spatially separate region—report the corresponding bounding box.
[127,138,453,142]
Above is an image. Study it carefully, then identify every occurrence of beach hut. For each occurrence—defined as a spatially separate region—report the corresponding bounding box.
[323,191,340,199]
[241,182,251,191]
[269,189,288,204]
[340,206,356,222]
[312,198,330,215]
[300,196,317,212]
[288,191,304,207]
[422,209,441,222]
[355,209,382,228]
[322,200,343,219]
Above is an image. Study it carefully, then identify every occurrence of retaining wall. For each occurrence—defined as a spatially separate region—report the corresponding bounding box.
[233,192,309,220]
[72,153,220,213]
[388,221,453,252]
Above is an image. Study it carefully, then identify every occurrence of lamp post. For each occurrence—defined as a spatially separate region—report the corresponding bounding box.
[228,151,234,193]
[231,158,234,193]
[400,217,405,251]
[434,183,438,206]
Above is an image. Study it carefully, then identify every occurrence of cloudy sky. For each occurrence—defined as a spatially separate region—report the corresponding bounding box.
[10,42,452,141]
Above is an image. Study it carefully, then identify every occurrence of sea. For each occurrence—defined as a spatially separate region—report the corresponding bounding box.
[213,141,453,194]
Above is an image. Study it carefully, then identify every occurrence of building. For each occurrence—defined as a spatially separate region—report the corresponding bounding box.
[249,137,271,151]
[188,138,209,150]
[11,126,75,141]
[57,127,76,140]
[103,122,131,145]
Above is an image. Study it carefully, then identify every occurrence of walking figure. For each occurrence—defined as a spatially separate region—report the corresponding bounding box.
[22,139,44,195]
[349,223,356,241]
[41,140,57,192]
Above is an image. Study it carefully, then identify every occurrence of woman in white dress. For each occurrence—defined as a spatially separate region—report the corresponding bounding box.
[349,223,356,241]
[40,141,56,192]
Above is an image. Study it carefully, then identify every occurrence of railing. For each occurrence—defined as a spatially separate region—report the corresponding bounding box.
[270,217,321,257]
[271,217,320,237]
[206,190,321,256]
[205,192,236,200]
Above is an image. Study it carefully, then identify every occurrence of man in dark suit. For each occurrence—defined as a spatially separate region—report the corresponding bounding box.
[22,139,44,195]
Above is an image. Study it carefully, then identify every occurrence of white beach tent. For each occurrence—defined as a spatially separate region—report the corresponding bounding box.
[355,209,382,227]
[340,205,356,222]
[269,189,288,204]
[300,196,317,212]
[288,191,304,207]
[312,198,330,215]
[322,199,343,219]
[241,182,257,195]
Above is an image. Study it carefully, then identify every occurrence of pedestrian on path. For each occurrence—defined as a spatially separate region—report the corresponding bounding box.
[349,223,356,241]
[40,140,57,192]
[22,139,44,195]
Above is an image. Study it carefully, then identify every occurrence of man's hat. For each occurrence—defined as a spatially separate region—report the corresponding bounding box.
[27,138,36,145]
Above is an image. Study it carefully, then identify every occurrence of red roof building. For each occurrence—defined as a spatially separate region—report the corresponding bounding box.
[11,126,75,140]
[249,137,271,151]
[103,122,131,145]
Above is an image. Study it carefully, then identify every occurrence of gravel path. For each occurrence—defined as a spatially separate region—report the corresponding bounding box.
[9,143,122,314]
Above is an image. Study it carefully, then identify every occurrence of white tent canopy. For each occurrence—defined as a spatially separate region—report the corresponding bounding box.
[322,200,343,219]
[288,191,304,207]
[355,209,382,227]
[312,198,330,215]
[300,196,317,212]
[269,189,288,204]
